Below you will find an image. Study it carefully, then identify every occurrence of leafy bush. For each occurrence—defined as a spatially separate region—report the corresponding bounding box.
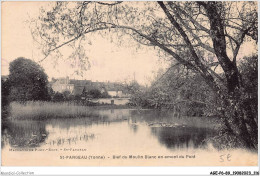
[8,57,49,102]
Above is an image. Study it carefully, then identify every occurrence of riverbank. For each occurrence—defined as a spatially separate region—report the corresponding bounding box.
[7,101,218,122]
[7,101,138,120]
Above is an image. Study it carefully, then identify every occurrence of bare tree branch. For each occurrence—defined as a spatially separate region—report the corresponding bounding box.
[173,4,210,34]
[96,1,123,6]
[158,1,219,92]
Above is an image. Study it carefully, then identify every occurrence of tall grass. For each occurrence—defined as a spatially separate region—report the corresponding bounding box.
[9,101,99,120]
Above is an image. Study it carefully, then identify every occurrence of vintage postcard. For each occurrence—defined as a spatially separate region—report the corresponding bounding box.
[1,0,258,171]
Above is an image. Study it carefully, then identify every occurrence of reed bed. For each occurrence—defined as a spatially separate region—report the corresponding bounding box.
[9,101,99,120]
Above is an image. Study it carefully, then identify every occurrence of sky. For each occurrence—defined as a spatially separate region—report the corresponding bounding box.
[1,2,257,86]
[1,1,169,86]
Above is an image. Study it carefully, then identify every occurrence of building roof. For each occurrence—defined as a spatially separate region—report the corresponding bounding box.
[73,85,85,95]
[69,79,91,86]
[50,77,128,95]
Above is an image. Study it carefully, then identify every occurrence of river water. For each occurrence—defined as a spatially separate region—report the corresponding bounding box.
[1,109,257,166]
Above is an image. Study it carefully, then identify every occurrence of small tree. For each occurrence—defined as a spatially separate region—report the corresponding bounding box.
[9,57,49,102]
[62,90,71,101]
[52,92,65,102]
[101,91,111,98]
[87,89,102,99]
[47,87,55,101]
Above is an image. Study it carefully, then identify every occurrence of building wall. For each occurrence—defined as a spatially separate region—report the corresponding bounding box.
[52,83,74,93]
[107,91,123,97]
[92,98,130,105]
[51,77,129,97]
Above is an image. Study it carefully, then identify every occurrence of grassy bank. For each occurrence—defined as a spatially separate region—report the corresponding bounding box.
[9,101,102,120]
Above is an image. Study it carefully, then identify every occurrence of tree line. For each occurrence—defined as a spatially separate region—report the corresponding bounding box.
[130,55,257,117]
[1,57,113,119]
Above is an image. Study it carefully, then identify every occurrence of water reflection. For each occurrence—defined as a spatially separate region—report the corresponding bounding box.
[2,109,217,151]
[2,121,48,148]
[151,126,216,149]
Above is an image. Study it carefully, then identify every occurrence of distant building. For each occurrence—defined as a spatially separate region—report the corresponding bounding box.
[49,77,130,98]
[107,90,123,97]
[104,82,127,97]
[51,77,74,93]
[70,79,92,95]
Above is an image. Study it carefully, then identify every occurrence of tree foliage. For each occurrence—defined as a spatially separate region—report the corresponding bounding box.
[1,78,11,119]
[130,64,215,117]
[87,89,102,99]
[52,92,65,102]
[9,57,49,102]
[32,1,258,149]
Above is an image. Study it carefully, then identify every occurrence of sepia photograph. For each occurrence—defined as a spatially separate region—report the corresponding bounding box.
[1,0,258,173]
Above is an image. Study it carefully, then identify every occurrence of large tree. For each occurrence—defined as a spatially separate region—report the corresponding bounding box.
[32,1,257,148]
[9,57,49,102]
